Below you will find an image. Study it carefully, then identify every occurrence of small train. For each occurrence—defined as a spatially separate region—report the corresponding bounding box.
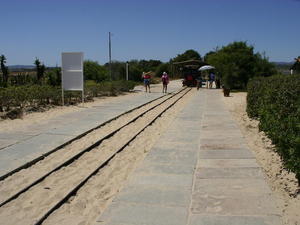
[172,59,204,87]
[182,66,200,87]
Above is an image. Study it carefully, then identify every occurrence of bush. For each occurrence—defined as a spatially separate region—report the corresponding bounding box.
[247,75,300,184]
[46,68,61,86]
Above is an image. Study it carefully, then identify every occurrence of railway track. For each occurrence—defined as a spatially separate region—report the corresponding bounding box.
[0,89,186,203]
[0,88,192,225]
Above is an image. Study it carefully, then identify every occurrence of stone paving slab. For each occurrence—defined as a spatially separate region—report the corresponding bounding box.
[0,132,38,140]
[163,132,201,144]
[163,135,200,143]
[200,138,248,150]
[145,147,198,165]
[13,119,77,135]
[0,139,18,150]
[0,133,74,175]
[198,149,254,159]
[159,140,199,150]
[189,215,282,225]
[193,178,272,195]
[96,202,188,225]
[191,193,280,215]
[195,167,264,179]
[201,122,238,128]
[96,222,134,225]
[167,125,202,133]
[46,119,103,136]
[114,185,190,207]
[197,159,259,168]
[201,124,239,130]
[136,161,195,175]
[200,130,243,139]
[125,173,194,190]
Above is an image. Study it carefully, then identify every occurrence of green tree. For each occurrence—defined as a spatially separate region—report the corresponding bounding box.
[253,52,277,77]
[206,41,276,89]
[0,54,9,87]
[84,60,108,82]
[155,63,170,77]
[127,61,143,81]
[291,56,300,74]
[46,67,61,86]
[203,51,216,63]
[171,49,202,62]
[34,58,46,82]
[106,61,126,80]
[138,59,162,72]
[102,59,163,81]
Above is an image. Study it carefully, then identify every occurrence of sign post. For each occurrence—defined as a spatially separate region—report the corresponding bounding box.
[61,52,84,106]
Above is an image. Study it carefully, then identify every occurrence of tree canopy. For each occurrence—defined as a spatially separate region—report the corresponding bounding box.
[0,54,9,87]
[84,60,108,82]
[34,58,46,82]
[171,49,202,62]
[205,41,276,89]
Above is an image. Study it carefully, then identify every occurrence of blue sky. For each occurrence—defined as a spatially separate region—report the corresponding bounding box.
[1,0,299,66]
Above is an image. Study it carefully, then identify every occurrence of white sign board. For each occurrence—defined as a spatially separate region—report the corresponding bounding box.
[62,52,83,91]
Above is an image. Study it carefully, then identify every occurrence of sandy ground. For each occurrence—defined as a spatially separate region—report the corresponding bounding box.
[0,86,192,225]
[222,92,300,225]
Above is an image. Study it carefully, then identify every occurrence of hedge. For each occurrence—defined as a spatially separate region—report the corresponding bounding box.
[0,80,136,116]
[247,75,300,185]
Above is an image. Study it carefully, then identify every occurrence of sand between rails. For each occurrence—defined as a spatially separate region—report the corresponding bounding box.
[222,92,300,225]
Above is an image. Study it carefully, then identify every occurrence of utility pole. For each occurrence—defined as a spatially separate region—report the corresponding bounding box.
[109,32,112,80]
[126,61,129,81]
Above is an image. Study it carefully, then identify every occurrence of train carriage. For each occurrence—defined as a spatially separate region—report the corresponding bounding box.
[172,59,205,87]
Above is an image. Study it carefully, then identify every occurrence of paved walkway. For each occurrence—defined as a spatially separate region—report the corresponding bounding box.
[0,81,182,177]
[95,89,282,225]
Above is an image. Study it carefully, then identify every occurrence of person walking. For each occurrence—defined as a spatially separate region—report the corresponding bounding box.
[196,73,202,90]
[209,72,215,89]
[204,73,209,89]
[161,72,169,93]
[142,72,151,92]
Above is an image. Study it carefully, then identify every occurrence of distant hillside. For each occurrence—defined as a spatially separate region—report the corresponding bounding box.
[8,65,35,71]
[272,62,293,66]
[7,65,57,72]
[272,62,293,75]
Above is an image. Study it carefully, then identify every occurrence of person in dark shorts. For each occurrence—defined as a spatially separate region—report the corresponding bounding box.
[142,72,151,92]
[196,74,202,90]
